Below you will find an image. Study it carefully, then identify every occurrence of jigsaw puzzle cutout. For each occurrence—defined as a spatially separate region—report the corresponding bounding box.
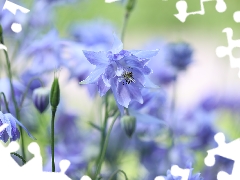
[204,132,240,180]
[0,123,74,180]
[174,0,227,22]
[215,11,240,78]
[154,165,190,180]
[0,1,30,51]
[2,0,30,33]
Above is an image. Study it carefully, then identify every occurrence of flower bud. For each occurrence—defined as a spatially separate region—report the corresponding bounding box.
[126,0,136,13]
[50,74,60,111]
[121,115,136,138]
[32,87,50,113]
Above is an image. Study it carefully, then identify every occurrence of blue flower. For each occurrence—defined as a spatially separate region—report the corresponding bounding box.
[80,34,159,114]
[0,111,35,143]
[166,42,193,71]
[24,30,61,74]
[70,20,115,48]
[145,40,177,85]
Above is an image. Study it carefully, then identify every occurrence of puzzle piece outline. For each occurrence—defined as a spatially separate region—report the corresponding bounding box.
[174,0,227,22]
[204,132,240,180]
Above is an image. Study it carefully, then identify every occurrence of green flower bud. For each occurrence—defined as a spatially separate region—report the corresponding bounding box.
[50,73,60,111]
[121,115,136,138]
[126,0,136,12]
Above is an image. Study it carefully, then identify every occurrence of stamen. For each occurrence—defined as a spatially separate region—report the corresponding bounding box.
[121,67,135,85]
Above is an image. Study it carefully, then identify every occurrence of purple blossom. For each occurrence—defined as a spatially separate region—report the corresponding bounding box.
[32,87,50,113]
[166,42,193,71]
[80,34,159,114]
[145,40,177,86]
[70,20,115,48]
[0,111,35,143]
[24,30,61,74]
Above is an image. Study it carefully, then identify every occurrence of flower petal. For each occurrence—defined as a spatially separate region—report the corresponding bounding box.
[143,76,160,89]
[110,78,131,108]
[0,112,11,137]
[130,49,159,59]
[97,75,110,96]
[111,33,123,54]
[129,109,167,125]
[80,66,106,84]
[5,113,36,140]
[128,83,143,104]
[82,50,109,66]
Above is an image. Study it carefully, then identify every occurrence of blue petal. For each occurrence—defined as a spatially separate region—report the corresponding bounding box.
[82,50,109,66]
[128,83,143,104]
[0,112,11,137]
[130,49,159,59]
[5,113,36,140]
[143,76,160,89]
[97,75,110,96]
[111,33,123,54]
[129,109,167,125]
[110,78,131,108]
[80,66,106,84]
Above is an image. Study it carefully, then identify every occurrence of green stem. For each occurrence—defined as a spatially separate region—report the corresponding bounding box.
[19,77,44,110]
[10,152,26,164]
[0,32,26,163]
[93,112,120,179]
[0,92,10,113]
[95,95,109,171]
[108,169,128,180]
[121,11,130,43]
[51,107,56,172]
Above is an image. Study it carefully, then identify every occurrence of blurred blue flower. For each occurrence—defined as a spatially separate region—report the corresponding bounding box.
[166,42,193,71]
[0,78,25,115]
[144,40,177,86]
[24,30,61,74]
[70,20,115,48]
[80,34,159,114]
[0,111,35,143]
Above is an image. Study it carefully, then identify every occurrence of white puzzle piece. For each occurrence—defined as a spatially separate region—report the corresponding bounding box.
[2,0,30,33]
[174,0,227,22]
[204,132,240,180]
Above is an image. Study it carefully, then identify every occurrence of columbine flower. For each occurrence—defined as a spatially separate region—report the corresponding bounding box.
[166,42,193,71]
[80,34,158,114]
[0,111,35,143]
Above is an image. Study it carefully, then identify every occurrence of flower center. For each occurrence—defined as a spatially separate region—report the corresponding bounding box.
[121,67,135,85]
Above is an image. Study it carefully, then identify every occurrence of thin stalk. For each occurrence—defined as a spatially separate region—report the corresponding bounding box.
[19,77,44,110]
[170,77,178,147]
[96,95,109,168]
[51,107,56,172]
[10,152,26,164]
[121,11,130,43]
[108,169,128,180]
[93,112,120,179]
[1,35,26,162]
[0,92,10,113]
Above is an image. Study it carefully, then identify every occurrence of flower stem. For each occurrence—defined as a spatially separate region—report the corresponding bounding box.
[93,111,120,179]
[51,107,56,172]
[108,169,128,180]
[121,11,130,43]
[95,94,109,174]
[0,31,26,163]
[10,152,26,164]
[0,92,10,113]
